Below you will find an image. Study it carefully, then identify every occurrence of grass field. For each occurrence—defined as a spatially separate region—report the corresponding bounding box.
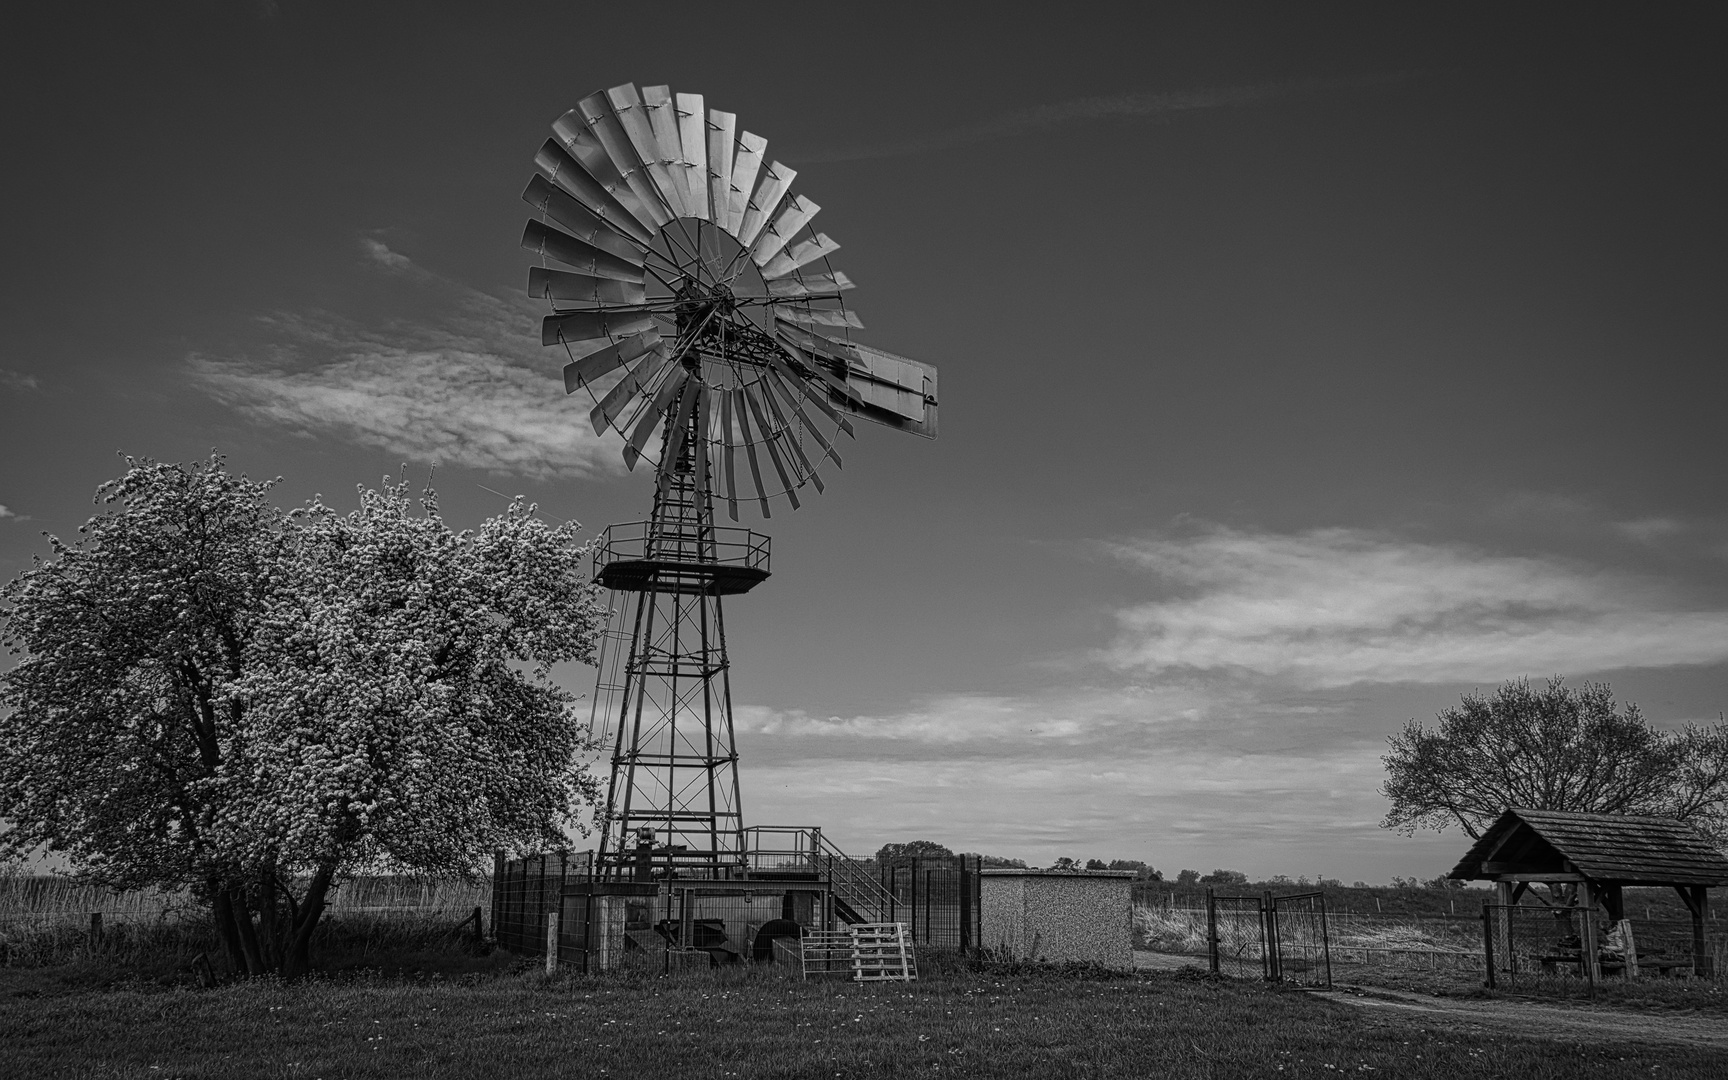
[5,953,1728,1079]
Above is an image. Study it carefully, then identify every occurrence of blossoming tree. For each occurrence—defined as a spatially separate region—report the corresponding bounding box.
[0,456,607,977]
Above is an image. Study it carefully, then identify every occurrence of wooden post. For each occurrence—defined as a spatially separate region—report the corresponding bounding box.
[544,908,560,974]
[1578,880,1600,989]
[1480,903,1496,989]
[1618,919,1639,979]
[1494,880,1513,974]
[89,912,103,945]
[1205,887,1219,975]
[1263,890,1278,981]
[1690,886,1709,977]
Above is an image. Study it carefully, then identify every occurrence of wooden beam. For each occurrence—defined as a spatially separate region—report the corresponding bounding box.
[1490,872,1585,883]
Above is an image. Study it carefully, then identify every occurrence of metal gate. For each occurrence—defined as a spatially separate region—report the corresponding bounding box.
[1270,891,1332,988]
[1206,888,1331,987]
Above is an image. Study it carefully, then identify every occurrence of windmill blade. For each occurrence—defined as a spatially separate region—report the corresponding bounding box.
[657,376,700,492]
[758,377,823,494]
[763,348,854,437]
[765,368,843,469]
[743,384,800,510]
[773,305,863,329]
[521,173,648,266]
[532,140,653,248]
[624,367,688,470]
[530,266,647,306]
[590,349,669,435]
[736,161,796,249]
[761,233,841,280]
[577,90,674,228]
[522,220,645,283]
[548,115,660,245]
[674,92,710,221]
[705,110,735,231]
[732,385,771,518]
[766,271,855,298]
[725,132,767,239]
[640,86,691,219]
[751,194,819,266]
[563,330,661,394]
[609,84,684,219]
[541,309,656,348]
[720,388,739,521]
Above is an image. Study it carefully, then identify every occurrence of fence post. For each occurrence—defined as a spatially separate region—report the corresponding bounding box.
[544,908,560,975]
[89,912,103,945]
[1318,893,1332,990]
[1205,887,1219,975]
[959,857,972,953]
[1578,880,1600,992]
[1480,904,1496,989]
[1263,890,1278,982]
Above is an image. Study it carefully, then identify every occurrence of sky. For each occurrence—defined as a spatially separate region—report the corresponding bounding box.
[3,2,1727,883]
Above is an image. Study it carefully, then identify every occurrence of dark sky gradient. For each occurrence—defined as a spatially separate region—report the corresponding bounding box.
[4,3,1726,879]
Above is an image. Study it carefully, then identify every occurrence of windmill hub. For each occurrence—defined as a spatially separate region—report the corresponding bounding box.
[521,81,939,881]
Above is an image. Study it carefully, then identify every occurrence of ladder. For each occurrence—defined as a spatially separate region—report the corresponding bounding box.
[851,923,917,982]
[799,923,917,982]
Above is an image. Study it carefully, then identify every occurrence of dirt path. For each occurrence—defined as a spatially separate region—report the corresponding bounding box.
[1318,985,1728,1048]
[1131,952,1727,1049]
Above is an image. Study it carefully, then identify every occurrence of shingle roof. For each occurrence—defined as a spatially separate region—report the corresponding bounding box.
[1449,808,1728,886]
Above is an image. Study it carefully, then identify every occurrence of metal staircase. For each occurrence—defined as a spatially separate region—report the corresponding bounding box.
[741,825,897,925]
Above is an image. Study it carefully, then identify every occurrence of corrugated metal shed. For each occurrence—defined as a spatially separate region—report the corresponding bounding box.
[1449,808,1728,886]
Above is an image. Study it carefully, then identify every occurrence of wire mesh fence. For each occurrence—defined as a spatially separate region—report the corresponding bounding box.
[1482,904,1725,994]
[876,856,980,952]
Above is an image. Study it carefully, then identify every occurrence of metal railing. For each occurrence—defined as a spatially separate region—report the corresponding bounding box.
[593,520,770,571]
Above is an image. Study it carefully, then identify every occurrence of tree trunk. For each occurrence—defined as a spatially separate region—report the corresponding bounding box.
[225,886,267,976]
[281,863,336,980]
[210,881,247,974]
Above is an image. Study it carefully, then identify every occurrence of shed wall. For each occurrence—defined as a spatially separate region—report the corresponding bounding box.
[979,873,1133,970]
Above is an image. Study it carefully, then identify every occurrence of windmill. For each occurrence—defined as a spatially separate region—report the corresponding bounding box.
[522,83,938,882]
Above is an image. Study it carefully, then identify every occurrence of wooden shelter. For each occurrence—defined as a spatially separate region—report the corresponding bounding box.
[1449,808,1728,978]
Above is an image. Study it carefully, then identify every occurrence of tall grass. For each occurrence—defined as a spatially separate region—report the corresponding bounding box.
[0,869,491,971]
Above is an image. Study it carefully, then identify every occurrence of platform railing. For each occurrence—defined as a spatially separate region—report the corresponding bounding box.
[593,520,770,572]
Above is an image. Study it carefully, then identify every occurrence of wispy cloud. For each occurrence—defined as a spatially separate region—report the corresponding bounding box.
[188,241,622,480]
[1,369,40,392]
[724,521,1727,873]
[795,73,1422,163]
[732,689,1422,873]
[1103,527,1728,687]
[0,505,16,520]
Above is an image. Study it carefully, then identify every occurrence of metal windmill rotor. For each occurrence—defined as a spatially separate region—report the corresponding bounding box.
[523,82,937,520]
[521,83,938,880]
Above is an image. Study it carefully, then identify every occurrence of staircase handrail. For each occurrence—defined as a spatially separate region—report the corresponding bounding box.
[816,834,897,923]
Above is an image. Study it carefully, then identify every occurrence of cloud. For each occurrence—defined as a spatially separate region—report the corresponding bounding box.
[0,505,15,520]
[1614,517,1685,544]
[359,237,414,272]
[1102,527,1728,687]
[795,73,1422,163]
[728,689,1426,874]
[189,242,623,480]
[1,369,40,392]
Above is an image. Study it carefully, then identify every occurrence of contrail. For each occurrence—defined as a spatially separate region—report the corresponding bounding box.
[791,72,1425,163]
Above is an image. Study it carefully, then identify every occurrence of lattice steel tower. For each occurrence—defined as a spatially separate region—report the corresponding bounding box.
[587,407,768,879]
[520,81,939,881]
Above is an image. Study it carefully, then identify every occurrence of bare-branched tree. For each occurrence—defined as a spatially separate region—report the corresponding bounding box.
[1381,677,1728,842]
